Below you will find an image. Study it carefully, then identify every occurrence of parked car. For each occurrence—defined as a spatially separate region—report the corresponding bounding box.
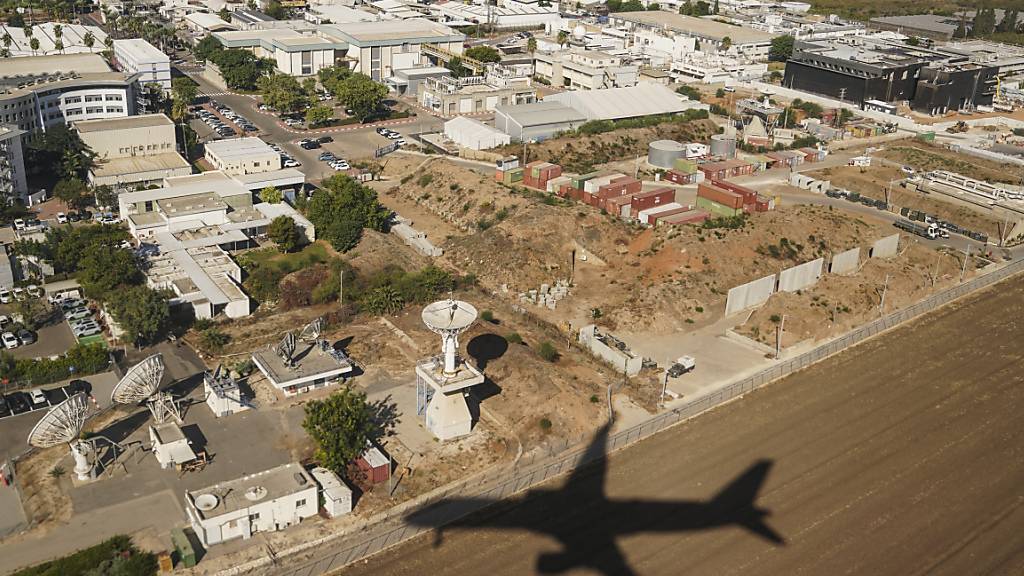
[386,132,402,140]
[375,127,390,136]
[0,396,10,417]
[29,389,47,406]
[318,152,336,161]
[67,211,81,222]
[60,298,86,311]
[0,315,10,328]
[0,288,10,304]
[13,218,25,230]
[316,135,334,144]
[395,138,406,146]
[56,212,68,224]
[7,393,29,414]
[66,308,92,321]
[300,140,321,150]
[283,159,300,168]
[26,284,41,298]
[74,325,102,338]
[17,329,36,345]
[2,332,19,349]
[12,287,25,301]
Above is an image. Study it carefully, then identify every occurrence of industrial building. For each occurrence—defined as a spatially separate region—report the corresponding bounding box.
[444,116,511,150]
[0,54,139,132]
[419,74,536,116]
[113,39,172,91]
[251,332,355,396]
[432,2,560,29]
[74,114,191,188]
[0,125,27,201]
[205,137,282,175]
[783,37,997,115]
[609,11,776,61]
[544,82,697,120]
[493,100,587,142]
[185,463,320,546]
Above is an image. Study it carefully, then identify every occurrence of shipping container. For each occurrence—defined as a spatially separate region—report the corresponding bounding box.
[570,171,600,190]
[660,209,710,226]
[630,187,675,214]
[596,176,641,200]
[356,445,391,484]
[604,194,636,217]
[547,175,572,194]
[696,196,743,217]
[584,173,622,194]
[698,183,744,209]
[710,180,757,204]
[649,204,694,225]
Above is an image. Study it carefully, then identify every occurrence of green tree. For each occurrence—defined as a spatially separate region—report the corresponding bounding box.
[675,84,702,101]
[537,341,559,362]
[463,45,501,62]
[193,35,223,61]
[445,56,471,78]
[648,2,660,9]
[258,73,308,113]
[199,327,230,353]
[302,76,319,100]
[335,73,387,122]
[265,0,287,19]
[79,248,142,300]
[29,37,39,56]
[211,49,270,90]
[557,30,568,46]
[713,0,719,13]
[305,104,334,127]
[83,30,95,49]
[720,36,732,51]
[302,387,376,477]
[218,7,231,21]
[94,184,117,209]
[318,65,352,95]
[108,286,169,345]
[769,34,794,62]
[953,17,968,39]
[268,215,301,252]
[259,185,282,204]
[307,175,391,252]
[54,178,89,210]
[715,87,726,98]
[7,12,24,27]
[171,77,198,120]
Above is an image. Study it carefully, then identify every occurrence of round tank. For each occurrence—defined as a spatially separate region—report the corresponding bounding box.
[648,140,686,169]
[710,134,737,159]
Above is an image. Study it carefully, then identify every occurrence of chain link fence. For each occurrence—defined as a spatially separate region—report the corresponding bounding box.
[228,258,1024,576]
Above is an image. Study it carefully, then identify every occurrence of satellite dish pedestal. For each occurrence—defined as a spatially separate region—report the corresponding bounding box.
[70,441,94,481]
[416,299,485,441]
[27,392,96,482]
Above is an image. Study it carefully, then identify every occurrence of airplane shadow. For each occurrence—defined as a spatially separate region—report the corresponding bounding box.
[404,421,784,576]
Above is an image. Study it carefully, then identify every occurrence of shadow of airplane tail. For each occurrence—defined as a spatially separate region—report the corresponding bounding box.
[710,459,785,545]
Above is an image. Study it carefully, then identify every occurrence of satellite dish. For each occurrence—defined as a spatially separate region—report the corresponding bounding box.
[110,354,181,424]
[298,317,324,343]
[245,486,268,501]
[422,299,478,375]
[276,331,297,366]
[111,353,165,405]
[27,393,96,481]
[27,392,90,448]
[194,493,219,511]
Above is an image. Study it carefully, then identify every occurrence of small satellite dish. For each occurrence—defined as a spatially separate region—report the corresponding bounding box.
[298,317,324,343]
[27,392,90,448]
[245,486,268,501]
[422,299,478,335]
[194,493,219,511]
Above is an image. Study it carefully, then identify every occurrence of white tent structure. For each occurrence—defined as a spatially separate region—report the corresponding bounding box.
[544,82,691,121]
[443,116,510,151]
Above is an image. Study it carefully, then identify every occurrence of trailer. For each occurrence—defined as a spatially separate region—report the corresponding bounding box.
[893,219,939,240]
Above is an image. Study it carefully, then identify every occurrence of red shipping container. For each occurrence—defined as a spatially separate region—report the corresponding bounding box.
[355,446,391,484]
[661,209,710,225]
[630,187,675,213]
[698,183,744,209]
[604,193,635,216]
[711,180,758,204]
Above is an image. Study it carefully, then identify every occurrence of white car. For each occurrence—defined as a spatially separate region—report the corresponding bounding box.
[283,159,300,168]
[26,285,41,298]
[386,132,402,140]
[29,389,47,405]
[56,212,68,224]
[74,324,101,337]
[1,331,19,349]
[12,287,25,301]
[66,308,92,321]
[331,161,350,171]
[395,139,406,146]
[13,219,25,231]
[0,289,10,304]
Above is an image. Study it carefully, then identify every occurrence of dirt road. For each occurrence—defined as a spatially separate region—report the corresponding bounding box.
[340,275,1024,576]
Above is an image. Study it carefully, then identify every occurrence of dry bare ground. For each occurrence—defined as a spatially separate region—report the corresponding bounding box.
[875,141,1016,183]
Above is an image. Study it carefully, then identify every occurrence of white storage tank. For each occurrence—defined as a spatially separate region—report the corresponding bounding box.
[710,134,737,159]
[648,140,686,169]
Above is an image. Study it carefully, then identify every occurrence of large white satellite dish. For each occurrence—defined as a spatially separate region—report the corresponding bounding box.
[422,299,478,375]
[27,392,95,481]
[110,354,180,424]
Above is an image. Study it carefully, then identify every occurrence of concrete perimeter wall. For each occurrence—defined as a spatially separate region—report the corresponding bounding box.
[871,233,900,259]
[725,273,777,315]
[829,247,860,274]
[777,257,824,292]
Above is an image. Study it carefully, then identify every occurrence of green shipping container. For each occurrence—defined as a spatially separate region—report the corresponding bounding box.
[917,132,935,142]
[171,528,197,568]
[571,171,600,189]
[696,196,742,217]
[508,167,524,183]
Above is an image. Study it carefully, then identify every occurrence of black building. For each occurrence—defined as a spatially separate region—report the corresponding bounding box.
[783,39,997,115]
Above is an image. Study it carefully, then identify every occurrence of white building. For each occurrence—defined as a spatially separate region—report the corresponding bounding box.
[544,82,696,120]
[74,114,191,187]
[432,2,560,30]
[534,49,639,90]
[0,126,28,201]
[184,12,239,35]
[0,23,108,57]
[204,137,281,175]
[444,116,510,150]
[251,337,354,396]
[213,19,464,80]
[0,54,138,132]
[610,11,776,61]
[309,467,353,518]
[185,463,319,546]
[113,39,172,91]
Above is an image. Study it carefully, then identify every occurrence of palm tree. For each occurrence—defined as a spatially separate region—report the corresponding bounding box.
[29,37,39,55]
[103,36,113,50]
[24,25,33,39]
[83,31,94,49]
[54,39,64,53]
[2,32,12,51]
[527,37,537,53]
[557,30,569,47]
[0,48,9,58]
[53,24,62,43]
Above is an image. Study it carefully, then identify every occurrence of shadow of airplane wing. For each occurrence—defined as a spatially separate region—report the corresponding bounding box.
[537,535,637,576]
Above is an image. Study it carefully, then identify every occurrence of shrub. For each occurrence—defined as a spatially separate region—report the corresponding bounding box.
[769,314,782,323]
[199,328,230,354]
[506,332,523,344]
[481,309,495,323]
[539,417,552,431]
[417,173,434,187]
[537,341,559,362]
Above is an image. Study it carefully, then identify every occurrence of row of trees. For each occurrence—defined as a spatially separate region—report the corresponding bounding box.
[194,36,274,90]
[318,66,389,122]
[954,8,1021,39]
[0,22,108,57]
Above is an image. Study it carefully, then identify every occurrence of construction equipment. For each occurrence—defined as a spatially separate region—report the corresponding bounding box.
[946,121,968,134]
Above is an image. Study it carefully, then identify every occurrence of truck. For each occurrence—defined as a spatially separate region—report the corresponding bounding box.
[894,219,939,240]
[667,355,696,378]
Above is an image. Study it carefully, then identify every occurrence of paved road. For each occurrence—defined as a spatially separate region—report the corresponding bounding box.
[340,275,1024,576]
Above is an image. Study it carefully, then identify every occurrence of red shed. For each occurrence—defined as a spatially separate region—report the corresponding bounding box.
[355,445,391,484]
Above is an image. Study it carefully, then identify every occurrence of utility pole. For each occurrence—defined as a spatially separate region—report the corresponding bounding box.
[338,269,343,304]
[606,383,613,420]
[659,361,669,408]
[775,314,785,360]
[879,273,889,315]
[960,245,971,282]
[932,251,942,286]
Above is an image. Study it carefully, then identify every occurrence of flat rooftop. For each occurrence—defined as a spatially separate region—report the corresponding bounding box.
[157,193,229,217]
[91,153,190,178]
[204,137,277,162]
[612,11,774,44]
[252,343,353,387]
[113,38,169,62]
[76,113,174,133]
[325,18,462,44]
[187,463,313,518]
[0,53,111,78]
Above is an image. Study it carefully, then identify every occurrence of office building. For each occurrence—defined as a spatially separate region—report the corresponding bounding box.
[0,125,27,201]
[113,39,172,91]
[74,114,191,188]
[610,11,776,61]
